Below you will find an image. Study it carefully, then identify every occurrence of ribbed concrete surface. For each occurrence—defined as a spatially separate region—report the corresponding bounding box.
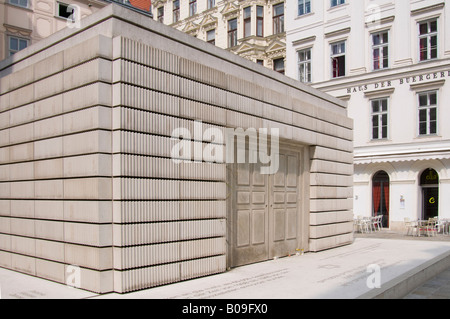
[2,236,450,299]
[0,4,354,293]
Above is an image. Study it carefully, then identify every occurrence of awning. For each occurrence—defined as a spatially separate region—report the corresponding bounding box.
[354,151,450,165]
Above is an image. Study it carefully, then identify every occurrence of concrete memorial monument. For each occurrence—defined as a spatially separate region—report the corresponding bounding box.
[0,4,353,293]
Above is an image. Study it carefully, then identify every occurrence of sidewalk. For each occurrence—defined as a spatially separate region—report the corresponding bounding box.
[2,234,450,299]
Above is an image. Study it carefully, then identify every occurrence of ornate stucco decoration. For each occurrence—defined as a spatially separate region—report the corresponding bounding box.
[4,24,32,37]
[152,0,168,8]
[220,1,239,20]
[199,13,218,31]
[266,38,286,59]
[182,20,200,36]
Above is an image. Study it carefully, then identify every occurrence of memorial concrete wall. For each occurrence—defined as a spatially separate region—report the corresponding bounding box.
[0,4,353,293]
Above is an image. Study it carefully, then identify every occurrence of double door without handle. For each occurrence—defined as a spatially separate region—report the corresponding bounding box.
[229,149,306,268]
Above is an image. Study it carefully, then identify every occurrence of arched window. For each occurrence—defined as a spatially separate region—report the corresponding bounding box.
[420,168,439,186]
[372,171,389,228]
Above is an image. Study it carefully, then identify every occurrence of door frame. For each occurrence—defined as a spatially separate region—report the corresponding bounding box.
[419,168,439,220]
[226,141,309,269]
[421,186,439,220]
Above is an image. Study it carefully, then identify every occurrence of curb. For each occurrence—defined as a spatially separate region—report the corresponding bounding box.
[357,250,450,299]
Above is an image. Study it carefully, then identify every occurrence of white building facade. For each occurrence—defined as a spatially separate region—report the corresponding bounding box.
[286,0,450,230]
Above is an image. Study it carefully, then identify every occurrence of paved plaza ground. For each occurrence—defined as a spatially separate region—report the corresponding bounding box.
[354,229,450,299]
[2,229,450,300]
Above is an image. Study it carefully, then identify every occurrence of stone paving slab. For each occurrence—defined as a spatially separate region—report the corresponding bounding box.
[404,267,450,299]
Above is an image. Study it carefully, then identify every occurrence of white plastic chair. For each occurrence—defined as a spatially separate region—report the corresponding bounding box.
[443,220,450,235]
[369,217,376,232]
[426,218,438,237]
[404,218,418,236]
[417,220,429,237]
[374,215,383,231]
[356,217,370,233]
[437,219,449,235]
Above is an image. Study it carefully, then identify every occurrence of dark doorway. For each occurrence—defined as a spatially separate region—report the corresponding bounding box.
[420,168,439,220]
[372,171,389,228]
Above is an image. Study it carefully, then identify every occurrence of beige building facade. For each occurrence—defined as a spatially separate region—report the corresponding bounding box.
[152,0,286,73]
[0,0,110,62]
[0,4,353,293]
[1,0,286,73]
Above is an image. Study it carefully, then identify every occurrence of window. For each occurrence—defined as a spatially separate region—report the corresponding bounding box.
[371,98,388,140]
[298,48,311,83]
[189,0,197,16]
[207,29,215,45]
[9,0,28,8]
[273,3,284,35]
[418,91,437,136]
[173,0,180,23]
[372,171,390,228]
[331,41,346,78]
[419,20,437,61]
[57,2,76,20]
[256,59,264,66]
[273,58,285,74]
[157,6,164,23]
[257,6,264,37]
[372,31,389,70]
[228,18,238,48]
[331,0,345,7]
[298,0,311,16]
[8,36,28,57]
[244,7,251,38]
[207,0,215,10]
